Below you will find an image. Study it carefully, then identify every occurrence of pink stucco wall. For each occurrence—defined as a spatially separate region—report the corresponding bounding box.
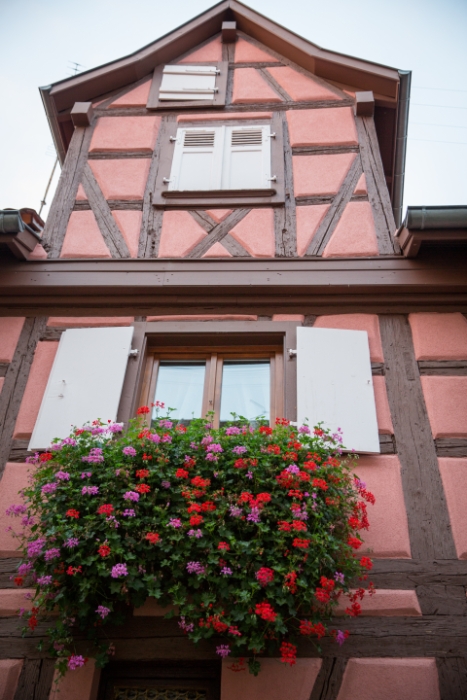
[272,314,305,322]
[354,455,411,558]
[438,458,467,558]
[49,659,100,700]
[421,376,467,438]
[234,37,277,63]
[336,658,440,700]
[202,242,232,257]
[0,589,34,616]
[354,172,367,195]
[0,317,24,362]
[287,108,357,147]
[88,159,150,200]
[205,209,233,222]
[409,312,467,360]
[293,153,355,197]
[323,202,378,258]
[296,204,329,256]
[179,36,222,63]
[112,210,142,257]
[232,68,282,104]
[0,378,4,395]
[158,211,207,257]
[221,658,322,700]
[334,589,421,616]
[146,315,258,322]
[314,314,384,362]
[14,341,59,440]
[47,317,134,327]
[0,463,31,557]
[89,116,160,153]
[268,66,339,101]
[0,659,23,700]
[178,113,273,122]
[373,375,394,434]
[61,211,111,259]
[108,79,151,108]
[229,209,275,257]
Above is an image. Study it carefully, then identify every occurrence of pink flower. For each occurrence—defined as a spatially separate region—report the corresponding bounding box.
[111,563,128,578]
[67,655,87,670]
[96,605,110,619]
[216,645,231,658]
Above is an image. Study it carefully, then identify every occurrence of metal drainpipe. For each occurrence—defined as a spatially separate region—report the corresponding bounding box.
[392,70,412,228]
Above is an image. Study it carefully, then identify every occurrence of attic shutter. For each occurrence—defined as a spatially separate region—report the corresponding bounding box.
[296,327,380,453]
[169,127,223,191]
[29,327,134,450]
[159,65,219,101]
[222,125,272,190]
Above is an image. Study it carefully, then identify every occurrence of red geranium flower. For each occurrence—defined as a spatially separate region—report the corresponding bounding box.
[347,536,362,549]
[39,452,53,462]
[136,484,150,494]
[145,532,160,544]
[189,515,204,526]
[280,641,297,666]
[360,556,373,570]
[14,576,24,586]
[137,406,150,415]
[136,469,149,479]
[97,504,113,516]
[255,602,277,622]
[218,542,230,551]
[98,544,111,557]
[66,509,80,519]
[292,538,309,549]
[176,469,189,479]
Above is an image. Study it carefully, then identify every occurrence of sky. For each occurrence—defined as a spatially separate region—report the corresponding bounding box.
[1,0,466,221]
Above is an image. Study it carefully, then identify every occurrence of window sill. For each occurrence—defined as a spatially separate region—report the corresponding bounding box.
[153,187,284,208]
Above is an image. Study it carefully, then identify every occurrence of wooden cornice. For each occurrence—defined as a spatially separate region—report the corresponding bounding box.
[0,255,466,315]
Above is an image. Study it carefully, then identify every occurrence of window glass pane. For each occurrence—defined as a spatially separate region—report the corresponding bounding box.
[153,362,205,422]
[220,361,270,423]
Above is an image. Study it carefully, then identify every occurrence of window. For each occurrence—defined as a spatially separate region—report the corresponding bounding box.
[147,62,228,110]
[140,344,284,428]
[153,114,285,208]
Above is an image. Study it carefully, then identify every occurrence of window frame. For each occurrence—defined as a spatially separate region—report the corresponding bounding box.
[152,113,285,208]
[147,62,228,110]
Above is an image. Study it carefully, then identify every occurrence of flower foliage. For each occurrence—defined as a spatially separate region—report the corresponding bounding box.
[9,414,375,676]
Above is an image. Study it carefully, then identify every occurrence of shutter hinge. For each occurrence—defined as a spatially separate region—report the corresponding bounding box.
[163,178,172,184]
[268,176,277,182]
[169,136,177,142]
[288,349,297,359]
[129,349,139,358]
[269,132,276,138]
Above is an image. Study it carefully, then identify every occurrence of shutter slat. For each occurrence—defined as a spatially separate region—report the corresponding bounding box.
[296,327,380,453]
[29,327,134,450]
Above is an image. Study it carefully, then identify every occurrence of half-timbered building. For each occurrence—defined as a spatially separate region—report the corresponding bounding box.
[1,1,467,698]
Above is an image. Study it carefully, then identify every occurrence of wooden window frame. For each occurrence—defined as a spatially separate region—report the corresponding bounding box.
[152,113,285,208]
[117,321,299,428]
[147,62,228,110]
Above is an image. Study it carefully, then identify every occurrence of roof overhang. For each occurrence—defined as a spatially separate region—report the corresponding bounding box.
[396,206,467,257]
[40,0,410,224]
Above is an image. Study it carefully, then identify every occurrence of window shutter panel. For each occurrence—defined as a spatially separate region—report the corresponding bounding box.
[296,327,380,453]
[169,127,223,191]
[29,327,134,450]
[222,125,271,190]
[159,65,219,101]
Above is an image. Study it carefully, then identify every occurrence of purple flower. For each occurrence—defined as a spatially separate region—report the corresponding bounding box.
[186,561,205,575]
[96,605,110,619]
[68,655,86,670]
[201,435,213,446]
[37,575,53,586]
[50,443,62,452]
[55,471,70,481]
[335,630,347,646]
[123,509,136,517]
[298,425,311,434]
[41,482,57,495]
[123,491,140,502]
[91,426,105,435]
[21,516,35,527]
[82,448,104,463]
[246,471,253,480]
[5,504,27,517]
[62,437,77,446]
[179,616,194,632]
[106,516,120,529]
[225,426,241,435]
[122,446,136,457]
[286,464,300,474]
[229,505,242,518]
[232,445,247,454]
[162,434,172,443]
[25,453,40,464]
[216,645,231,658]
[247,507,261,523]
[161,480,171,489]
[111,563,128,579]
[27,538,46,558]
[334,572,345,585]
[190,442,198,449]
[149,433,161,444]
[81,472,92,479]
[108,423,123,433]
[159,419,173,429]
[169,518,182,528]
[206,453,219,462]
[188,529,203,538]
[221,567,232,576]
[44,548,60,562]
[207,443,223,453]
[18,562,32,576]
[355,479,367,490]
[65,537,79,549]
[82,485,99,495]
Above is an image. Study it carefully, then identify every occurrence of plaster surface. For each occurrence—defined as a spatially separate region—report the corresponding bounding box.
[108,80,151,108]
[0,317,24,363]
[229,209,275,257]
[14,341,59,440]
[296,204,330,255]
[88,159,150,200]
[49,659,100,700]
[354,172,368,194]
[234,37,278,63]
[28,243,48,260]
[292,153,355,197]
[409,312,467,360]
[373,375,394,434]
[336,658,440,700]
[90,116,160,153]
[334,589,421,616]
[323,202,378,257]
[314,314,384,362]
[0,589,34,616]
[47,317,134,327]
[0,463,31,557]
[272,315,305,321]
[221,658,322,700]
[111,210,142,257]
[355,455,411,558]
[178,112,272,122]
[0,378,3,395]
[232,68,282,104]
[76,183,87,200]
[146,315,258,321]
[0,660,23,700]
[421,376,467,438]
[178,36,222,63]
[61,211,111,259]
[287,107,357,147]
[205,209,233,222]
[158,211,207,257]
[268,66,339,101]
[202,242,232,257]
[438,458,467,558]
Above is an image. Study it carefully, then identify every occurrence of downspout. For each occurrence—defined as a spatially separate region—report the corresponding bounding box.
[392,70,411,228]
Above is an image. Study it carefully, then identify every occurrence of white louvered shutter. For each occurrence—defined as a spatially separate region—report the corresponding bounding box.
[159,65,219,101]
[222,125,272,190]
[29,327,134,450]
[169,127,223,191]
[296,327,380,453]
